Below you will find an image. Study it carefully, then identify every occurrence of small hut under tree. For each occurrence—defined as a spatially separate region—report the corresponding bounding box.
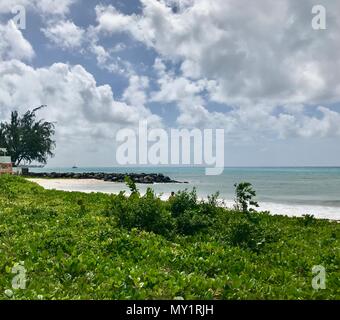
[0,148,12,175]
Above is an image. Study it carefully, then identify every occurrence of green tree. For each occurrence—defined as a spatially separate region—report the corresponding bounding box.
[0,106,55,166]
[234,182,259,213]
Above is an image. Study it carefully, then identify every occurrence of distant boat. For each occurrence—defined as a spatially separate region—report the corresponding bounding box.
[72,165,78,169]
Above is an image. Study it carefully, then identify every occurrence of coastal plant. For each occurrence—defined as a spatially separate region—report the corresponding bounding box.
[174,191,220,235]
[111,187,219,237]
[169,188,198,218]
[139,188,175,237]
[114,187,175,238]
[175,208,212,236]
[0,174,15,200]
[1,175,340,300]
[227,216,265,251]
[77,199,86,216]
[234,182,259,213]
[124,176,139,197]
[200,192,221,216]
[301,214,316,226]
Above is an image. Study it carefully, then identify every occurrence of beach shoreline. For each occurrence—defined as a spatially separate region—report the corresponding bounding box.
[28,178,340,221]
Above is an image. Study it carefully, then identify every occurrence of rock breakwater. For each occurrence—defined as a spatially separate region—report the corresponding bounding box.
[24,172,186,184]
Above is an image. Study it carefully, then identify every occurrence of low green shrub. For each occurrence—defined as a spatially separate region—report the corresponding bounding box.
[169,188,199,218]
[1,175,339,299]
[227,216,262,251]
[301,214,317,226]
[108,186,175,238]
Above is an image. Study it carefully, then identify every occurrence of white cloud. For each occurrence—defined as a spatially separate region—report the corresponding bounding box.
[90,0,340,139]
[0,0,29,13]
[0,56,162,165]
[151,60,340,138]
[90,44,110,65]
[123,74,150,108]
[95,5,135,34]
[42,20,85,49]
[0,0,76,16]
[294,107,340,138]
[93,0,340,106]
[90,45,133,75]
[222,104,340,140]
[151,59,206,104]
[1,0,340,165]
[35,0,76,16]
[0,60,161,141]
[0,21,34,61]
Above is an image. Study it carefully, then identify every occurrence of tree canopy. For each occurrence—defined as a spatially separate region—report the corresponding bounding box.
[0,106,55,166]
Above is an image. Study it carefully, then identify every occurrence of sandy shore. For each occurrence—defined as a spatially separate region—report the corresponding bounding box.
[27,178,121,193]
[27,178,340,221]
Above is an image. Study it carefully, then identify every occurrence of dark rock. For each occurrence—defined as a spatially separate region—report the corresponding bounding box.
[23,170,186,184]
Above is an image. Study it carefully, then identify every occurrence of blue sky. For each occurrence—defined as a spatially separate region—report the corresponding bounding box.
[1,0,340,167]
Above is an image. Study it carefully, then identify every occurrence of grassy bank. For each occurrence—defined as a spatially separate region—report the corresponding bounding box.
[0,175,339,299]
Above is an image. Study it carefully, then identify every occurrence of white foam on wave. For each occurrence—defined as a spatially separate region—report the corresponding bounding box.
[220,199,340,220]
[157,193,340,221]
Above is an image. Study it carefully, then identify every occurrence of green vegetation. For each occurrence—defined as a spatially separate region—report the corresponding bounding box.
[0,175,339,300]
[234,182,259,213]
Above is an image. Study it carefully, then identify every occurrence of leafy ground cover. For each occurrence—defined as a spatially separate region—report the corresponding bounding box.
[0,175,339,299]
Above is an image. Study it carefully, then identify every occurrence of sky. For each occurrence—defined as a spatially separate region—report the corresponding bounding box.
[0,0,340,167]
